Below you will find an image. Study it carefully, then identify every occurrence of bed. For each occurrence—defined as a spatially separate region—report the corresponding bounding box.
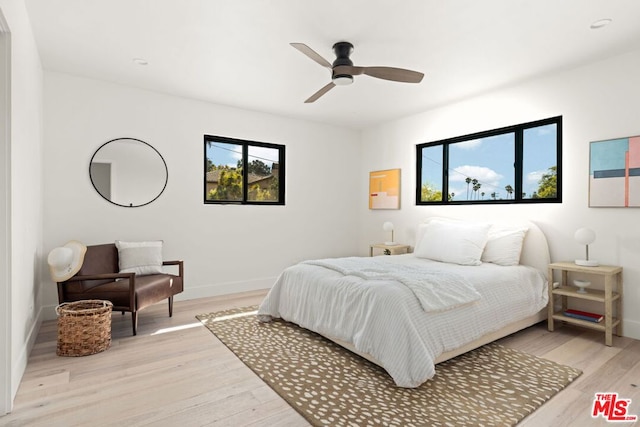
[257,217,550,388]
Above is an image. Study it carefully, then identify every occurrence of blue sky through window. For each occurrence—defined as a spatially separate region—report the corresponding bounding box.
[449,133,514,200]
[523,123,557,198]
[207,142,280,170]
[207,142,242,168]
[421,123,557,200]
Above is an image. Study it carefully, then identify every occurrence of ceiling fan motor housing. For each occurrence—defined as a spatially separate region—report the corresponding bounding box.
[332,42,354,85]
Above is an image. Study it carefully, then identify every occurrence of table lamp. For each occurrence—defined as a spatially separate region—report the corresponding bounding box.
[574,228,599,267]
[383,221,395,245]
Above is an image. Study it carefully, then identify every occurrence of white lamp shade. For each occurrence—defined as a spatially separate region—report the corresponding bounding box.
[383,221,395,245]
[574,228,596,245]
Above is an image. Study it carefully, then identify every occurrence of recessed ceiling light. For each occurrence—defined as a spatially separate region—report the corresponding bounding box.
[132,58,149,66]
[590,18,612,29]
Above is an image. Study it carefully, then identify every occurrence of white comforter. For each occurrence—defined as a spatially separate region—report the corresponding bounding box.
[257,254,548,388]
[302,257,481,312]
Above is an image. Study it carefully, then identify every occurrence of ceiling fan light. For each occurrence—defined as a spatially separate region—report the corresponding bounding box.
[332,75,353,86]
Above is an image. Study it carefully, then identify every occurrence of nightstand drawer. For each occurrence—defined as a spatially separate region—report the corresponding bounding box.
[369,244,409,257]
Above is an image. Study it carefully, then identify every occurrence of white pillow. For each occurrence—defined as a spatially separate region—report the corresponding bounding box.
[115,240,163,276]
[481,225,528,266]
[414,217,464,254]
[414,220,490,266]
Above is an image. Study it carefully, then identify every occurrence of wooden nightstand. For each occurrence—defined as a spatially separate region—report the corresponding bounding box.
[369,244,410,257]
[547,261,623,346]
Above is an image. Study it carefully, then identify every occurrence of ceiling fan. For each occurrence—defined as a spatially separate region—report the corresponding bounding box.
[291,41,424,103]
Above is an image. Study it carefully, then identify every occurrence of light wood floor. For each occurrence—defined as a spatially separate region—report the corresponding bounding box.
[2,289,639,426]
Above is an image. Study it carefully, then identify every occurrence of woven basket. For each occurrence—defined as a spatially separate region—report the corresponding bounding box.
[56,300,113,357]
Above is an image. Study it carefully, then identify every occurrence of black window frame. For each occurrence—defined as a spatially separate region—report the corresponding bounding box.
[204,135,285,205]
[416,116,562,205]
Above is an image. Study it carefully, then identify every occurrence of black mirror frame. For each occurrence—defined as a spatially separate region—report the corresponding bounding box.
[89,137,168,208]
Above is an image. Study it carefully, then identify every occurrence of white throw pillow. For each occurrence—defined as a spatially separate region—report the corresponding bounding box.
[414,217,463,254]
[115,240,163,275]
[414,220,490,266]
[481,225,528,266]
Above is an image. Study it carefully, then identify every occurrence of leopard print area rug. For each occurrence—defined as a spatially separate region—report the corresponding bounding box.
[197,306,581,426]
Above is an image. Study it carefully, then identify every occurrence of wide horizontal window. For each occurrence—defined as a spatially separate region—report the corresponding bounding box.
[416,116,562,205]
[204,135,285,205]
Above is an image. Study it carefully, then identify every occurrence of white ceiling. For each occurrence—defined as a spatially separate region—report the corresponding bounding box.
[24,0,640,129]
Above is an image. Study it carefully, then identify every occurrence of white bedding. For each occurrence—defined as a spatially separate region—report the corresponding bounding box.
[257,254,548,388]
[302,257,481,312]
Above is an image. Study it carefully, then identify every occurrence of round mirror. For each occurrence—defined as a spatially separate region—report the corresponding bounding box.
[89,138,168,207]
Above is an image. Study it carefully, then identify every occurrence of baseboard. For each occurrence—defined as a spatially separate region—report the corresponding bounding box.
[40,277,276,321]
[622,318,640,341]
[177,277,275,301]
[12,305,43,399]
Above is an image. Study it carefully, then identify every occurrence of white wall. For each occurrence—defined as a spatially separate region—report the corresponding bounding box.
[0,0,43,412]
[360,49,640,339]
[42,71,361,316]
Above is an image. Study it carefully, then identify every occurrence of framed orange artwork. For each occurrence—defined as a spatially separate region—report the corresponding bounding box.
[369,168,401,209]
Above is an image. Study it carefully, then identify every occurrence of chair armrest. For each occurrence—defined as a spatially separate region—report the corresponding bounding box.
[60,272,135,283]
[163,260,184,278]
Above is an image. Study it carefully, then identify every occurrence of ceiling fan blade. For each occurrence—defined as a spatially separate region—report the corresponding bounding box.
[333,65,365,76]
[362,66,424,83]
[290,43,332,69]
[304,82,336,103]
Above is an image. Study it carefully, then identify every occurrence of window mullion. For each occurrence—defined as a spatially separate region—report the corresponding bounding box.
[443,143,449,203]
[514,130,523,201]
[415,146,422,203]
[242,144,248,203]
[278,146,286,203]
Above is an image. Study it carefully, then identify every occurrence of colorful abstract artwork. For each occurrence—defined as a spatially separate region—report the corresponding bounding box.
[369,168,401,209]
[589,136,640,207]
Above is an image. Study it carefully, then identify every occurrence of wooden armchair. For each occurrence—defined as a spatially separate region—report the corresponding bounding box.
[56,243,184,335]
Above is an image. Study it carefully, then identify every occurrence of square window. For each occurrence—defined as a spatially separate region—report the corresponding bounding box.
[205,136,285,205]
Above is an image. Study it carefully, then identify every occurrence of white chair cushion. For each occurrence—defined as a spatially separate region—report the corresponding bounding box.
[115,240,163,276]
